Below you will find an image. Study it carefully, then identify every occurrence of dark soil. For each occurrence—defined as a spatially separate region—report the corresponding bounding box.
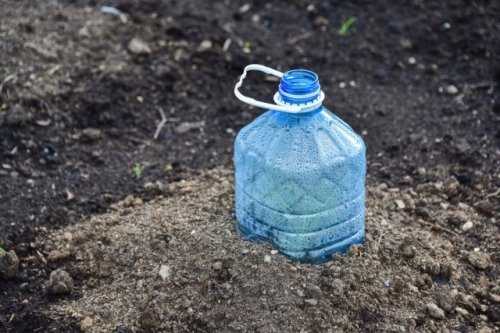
[0,0,499,332]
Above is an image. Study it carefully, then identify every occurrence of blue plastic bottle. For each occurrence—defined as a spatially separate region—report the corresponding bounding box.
[233,65,366,263]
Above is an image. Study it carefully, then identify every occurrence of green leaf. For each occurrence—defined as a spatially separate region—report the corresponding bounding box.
[132,163,146,179]
[0,246,5,254]
[338,16,357,37]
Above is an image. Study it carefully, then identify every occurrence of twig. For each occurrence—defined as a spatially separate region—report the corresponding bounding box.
[0,74,16,95]
[468,81,497,89]
[485,188,500,199]
[154,107,167,140]
[287,31,313,44]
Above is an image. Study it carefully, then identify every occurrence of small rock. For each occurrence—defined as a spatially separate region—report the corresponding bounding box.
[399,38,412,49]
[0,251,20,279]
[443,180,460,199]
[347,244,362,256]
[395,199,406,209]
[80,128,102,142]
[304,298,318,306]
[128,38,151,55]
[407,57,416,65]
[455,306,469,317]
[47,250,71,262]
[79,317,93,332]
[331,278,345,296]
[241,248,250,254]
[198,40,212,51]
[426,303,445,320]
[48,269,74,294]
[446,85,459,95]
[468,252,492,270]
[461,221,473,232]
[436,291,456,312]
[158,265,170,281]
[264,255,272,263]
[392,276,405,293]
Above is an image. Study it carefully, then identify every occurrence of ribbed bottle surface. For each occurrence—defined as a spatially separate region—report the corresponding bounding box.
[234,106,366,263]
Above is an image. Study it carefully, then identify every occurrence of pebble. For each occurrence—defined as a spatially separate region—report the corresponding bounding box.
[48,269,74,294]
[264,255,272,263]
[158,264,171,280]
[461,221,473,232]
[0,251,20,279]
[436,291,456,312]
[241,248,250,254]
[455,306,469,316]
[395,199,406,209]
[304,298,318,306]
[79,317,93,332]
[467,251,492,270]
[408,57,416,65]
[198,40,212,51]
[47,250,71,262]
[127,38,152,55]
[81,128,102,142]
[446,85,459,95]
[426,302,445,320]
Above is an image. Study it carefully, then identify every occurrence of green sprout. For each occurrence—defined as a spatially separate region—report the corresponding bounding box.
[431,63,439,71]
[132,163,146,179]
[243,41,251,53]
[0,246,5,254]
[338,16,357,37]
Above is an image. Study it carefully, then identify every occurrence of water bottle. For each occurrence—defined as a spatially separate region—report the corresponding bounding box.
[233,64,366,263]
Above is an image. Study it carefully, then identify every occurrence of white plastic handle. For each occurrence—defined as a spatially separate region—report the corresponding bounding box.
[234,64,303,113]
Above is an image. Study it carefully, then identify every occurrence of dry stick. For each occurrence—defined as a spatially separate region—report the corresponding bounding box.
[154,107,167,140]
[485,188,500,199]
[287,31,313,44]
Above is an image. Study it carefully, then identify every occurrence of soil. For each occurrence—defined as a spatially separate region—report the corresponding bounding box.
[0,0,499,332]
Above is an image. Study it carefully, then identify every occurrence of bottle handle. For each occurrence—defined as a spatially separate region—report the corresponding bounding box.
[234,64,303,113]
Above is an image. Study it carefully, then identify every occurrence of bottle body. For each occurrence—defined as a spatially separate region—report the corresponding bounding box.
[234,107,366,263]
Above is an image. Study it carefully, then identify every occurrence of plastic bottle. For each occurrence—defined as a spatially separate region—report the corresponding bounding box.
[233,64,366,263]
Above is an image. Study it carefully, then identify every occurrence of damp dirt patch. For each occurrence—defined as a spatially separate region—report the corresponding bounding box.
[35,169,498,332]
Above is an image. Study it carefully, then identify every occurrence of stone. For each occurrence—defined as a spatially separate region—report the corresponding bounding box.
[47,250,71,262]
[436,291,456,312]
[461,221,473,232]
[158,265,170,281]
[446,85,459,95]
[81,128,102,142]
[426,303,445,320]
[304,298,318,306]
[468,252,492,270]
[264,255,272,263]
[0,251,20,279]
[127,38,151,55]
[48,269,74,294]
[395,199,406,209]
[80,317,93,332]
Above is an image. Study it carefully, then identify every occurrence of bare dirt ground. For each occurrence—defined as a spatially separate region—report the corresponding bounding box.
[0,0,499,332]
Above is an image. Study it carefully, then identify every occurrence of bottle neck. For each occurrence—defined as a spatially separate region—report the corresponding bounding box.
[276,69,323,114]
